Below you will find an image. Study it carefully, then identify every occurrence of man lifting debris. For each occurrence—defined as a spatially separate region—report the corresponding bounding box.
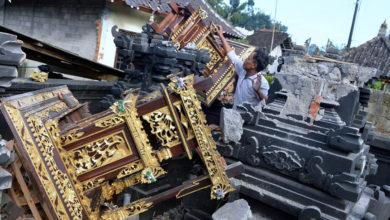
[216,25,270,109]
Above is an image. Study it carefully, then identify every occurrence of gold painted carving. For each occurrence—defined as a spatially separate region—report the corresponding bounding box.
[117,160,144,179]
[142,102,194,149]
[101,198,152,220]
[30,71,48,82]
[142,107,179,147]
[26,101,68,120]
[2,104,70,219]
[28,116,84,219]
[156,147,172,162]
[111,90,164,181]
[60,130,85,146]
[169,75,234,199]
[70,131,132,175]
[197,39,221,71]
[46,110,95,217]
[95,115,125,128]
[82,177,105,192]
[102,174,142,201]
[8,87,71,109]
[204,46,256,104]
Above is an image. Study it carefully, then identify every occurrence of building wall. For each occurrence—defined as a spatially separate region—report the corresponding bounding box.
[0,0,104,60]
[96,3,151,66]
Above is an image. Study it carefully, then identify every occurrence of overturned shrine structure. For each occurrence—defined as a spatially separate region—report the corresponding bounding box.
[0,1,389,220]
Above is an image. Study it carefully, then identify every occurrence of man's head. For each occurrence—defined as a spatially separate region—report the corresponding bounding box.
[243,49,270,73]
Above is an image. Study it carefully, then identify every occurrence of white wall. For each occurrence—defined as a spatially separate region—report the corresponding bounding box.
[268,45,282,74]
[96,4,151,66]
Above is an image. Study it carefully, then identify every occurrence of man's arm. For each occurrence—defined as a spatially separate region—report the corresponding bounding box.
[216,25,232,54]
[251,74,268,102]
[216,25,244,75]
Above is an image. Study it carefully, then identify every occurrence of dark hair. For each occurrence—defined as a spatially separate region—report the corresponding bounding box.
[253,49,270,72]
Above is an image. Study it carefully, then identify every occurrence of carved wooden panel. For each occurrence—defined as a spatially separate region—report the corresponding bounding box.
[1,75,234,219]
[152,3,256,106]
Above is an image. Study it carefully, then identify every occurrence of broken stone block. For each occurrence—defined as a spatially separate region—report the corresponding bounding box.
[0,168,12,190]
[328,67,341,81]
[212,199,252,220]
[317,63,330,76]
[220,107,244,144]
[0,144,10,166]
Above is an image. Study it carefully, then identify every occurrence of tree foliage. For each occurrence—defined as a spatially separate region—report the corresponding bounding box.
[207,0,287,32]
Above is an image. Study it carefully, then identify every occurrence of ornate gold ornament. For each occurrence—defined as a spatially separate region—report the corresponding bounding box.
[110,90,165,184]
[28,116,84,219]
[30,71,48,82]
[2,104,70,219]
[197,39,221,71]
[60,130,85,145]
[70,131,132,175]
[117,160,144,179]
[142,101,194,149]
[95,115,125,128]
[82,177,105,192]
[101,198,153,220]
[142,107,179,147]
[169,75,234,199]
[156,147,173,162]
[8,87,70,108]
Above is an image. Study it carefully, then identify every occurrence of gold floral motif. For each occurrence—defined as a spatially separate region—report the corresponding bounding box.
[102,173,143,201]
[46,118,96,216]
[70,131,132,175]
[111,90,162,175]
[101,198,153,220]
[171,6,208,49]
[174,103,195,139]
[140,166,166,184]
[102,165,167,202]
[30,71,48,82]
[26,101,67,120]
[142,107,179,147]
[60,130,85,146]
[169,75,234,199]
[2,103,70,219]
[95,115,125,128]
[8,87,71,109]
[117,160,144,179]
[82,177,105,191]
[28,116,84,219]
[142,102,194,149]
[156,147,172,162]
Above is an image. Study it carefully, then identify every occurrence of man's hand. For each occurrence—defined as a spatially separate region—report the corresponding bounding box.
[251,74,262,91]
[216,25,232,53]
[216,25,223,37]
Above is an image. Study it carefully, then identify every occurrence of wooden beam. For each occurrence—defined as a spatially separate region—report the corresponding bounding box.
[11,158,42,220]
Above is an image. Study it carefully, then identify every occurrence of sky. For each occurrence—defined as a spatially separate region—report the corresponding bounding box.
[251,0,389,48]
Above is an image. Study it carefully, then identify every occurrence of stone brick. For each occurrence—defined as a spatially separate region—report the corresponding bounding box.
[2,2,104,60]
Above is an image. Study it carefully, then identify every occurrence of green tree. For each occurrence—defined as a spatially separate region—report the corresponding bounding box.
[207,0,287,32]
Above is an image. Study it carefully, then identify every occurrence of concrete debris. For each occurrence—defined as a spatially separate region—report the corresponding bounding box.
[212,199,253,220]
[0,143,10,166]
[220,107,244,144]
[0,168,12,190]
[278,56,377,86]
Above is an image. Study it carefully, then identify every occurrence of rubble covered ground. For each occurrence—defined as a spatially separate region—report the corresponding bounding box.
[0,1,389,220]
